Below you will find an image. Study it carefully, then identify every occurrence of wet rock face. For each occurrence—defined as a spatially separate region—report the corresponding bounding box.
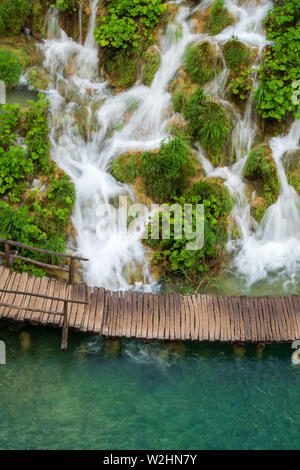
[28,66,51,90]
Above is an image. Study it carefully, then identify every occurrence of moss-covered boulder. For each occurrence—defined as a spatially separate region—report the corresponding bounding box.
[205,0,234,35]
[141,46,161,86]
[183,88,232,165]
[184,41,222,85]
[250,196,268,223]
[223,39,251,73]
[28,66,51,90]
[244,144,280,206]
[102,49,139,89]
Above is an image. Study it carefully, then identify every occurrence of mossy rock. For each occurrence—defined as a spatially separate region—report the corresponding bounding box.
[244,144,280,206]
[185,177,234,217]
[0,47,22,88]
[184,41,222,85]
[183,88,232,165]
[205,0,234,35]
[28,67,51,90]
[250,196,268,223]
[141,46,161,86]
[110,151,142,185]
[223,40,251,73]
[103,49,139,89]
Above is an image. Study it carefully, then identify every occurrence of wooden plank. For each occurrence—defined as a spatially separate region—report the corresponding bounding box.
[158,294,166,340]
[147,294,154,340]
[187,295,196,340]
[111,293,120,337]
[266,295,279,341]
[279,296,293,340]
[178,295,185,340]
[290,295,300,339]
[247,297,258,342]
[16,275,35,322]
[168,294,175,340]
[269,296,285,341]
[153,294,159,339]
[87,288,98,333]
[212,295,221,341]
[119,291,126,337]
[191,295,199,340]
[217,296,227,342]
[173,294,181,340]
[164,295,170,340]
[199,295,209,341]
[206,295,215,341]
[241,296,251,341]
[101,291,110,336]
[130,292,137,337]
[136,292,143,338]
[73,283,86,330]
[182,295,190,340]
[125,291,132,338]
[28,277,49,324]
[0,267,11,290]
[6,272,27,319]
[106,292,114,336]
[94,287,105,333]
[67,283,79,328]
[141,293,148,339]
[260,296,272,341]
[53,281,68,327]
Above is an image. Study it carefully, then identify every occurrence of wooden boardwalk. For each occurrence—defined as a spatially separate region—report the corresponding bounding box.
[0,266,300,343]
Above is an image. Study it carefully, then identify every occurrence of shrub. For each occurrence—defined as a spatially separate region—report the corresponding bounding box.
[140,136,195,202]
[0,48,21,88]
[52,0,79,12]
[0,0,31,36]
[145,177,233,278]
[230,69,253,101]
[205,0,233,35]
[94,0,166,49]
[183,88,231,165]
[223,39,251,72]
[244,144,280,205]
[184,41,221,85]
[255,0,300,120]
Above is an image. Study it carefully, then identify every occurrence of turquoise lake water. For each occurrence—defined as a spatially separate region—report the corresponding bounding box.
[0,323,299,450]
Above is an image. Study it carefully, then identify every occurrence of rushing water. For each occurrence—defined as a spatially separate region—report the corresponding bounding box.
[0,324,300,450]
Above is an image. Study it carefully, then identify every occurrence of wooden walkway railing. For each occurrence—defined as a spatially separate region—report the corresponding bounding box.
[0,237,89,284]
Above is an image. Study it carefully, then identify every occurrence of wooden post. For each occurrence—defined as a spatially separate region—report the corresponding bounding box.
[4,243,10,268]
[69,258,75,285]
[61,300,69,350]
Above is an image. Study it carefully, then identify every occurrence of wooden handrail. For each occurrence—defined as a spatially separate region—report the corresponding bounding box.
[0,237,88,261]
[0,237,89,285]
[0,287,88,349]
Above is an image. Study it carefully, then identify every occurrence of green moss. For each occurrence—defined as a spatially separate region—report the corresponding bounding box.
[0,0,31,36]
[172,91,186,113]
[185,178,234,216]
[28,67,51,90]
[223,39,251,72]
[183,88,231,165]
[141,47,161,86]
[184,41,221,85]
[244,144,280,205]
[0,48,22,88]
[205,0,233,35]
[140,136,195,203]
[104,49,139,88]
[287,168,300,194]
[110,152,141,184]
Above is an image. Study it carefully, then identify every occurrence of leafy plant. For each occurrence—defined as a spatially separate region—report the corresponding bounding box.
[255,0,300,120]
[52,0,80,12]
[205,0,233,35]
[184,41,221,85]
[231,69,253,101]
[0,48,22,88]
[145,178,233,279]
[94,0,166,49]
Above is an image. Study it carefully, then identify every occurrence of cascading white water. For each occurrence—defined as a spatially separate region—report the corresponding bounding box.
[39,0,299,293]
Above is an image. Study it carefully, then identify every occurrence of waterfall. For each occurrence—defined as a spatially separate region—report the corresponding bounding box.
[40,0,300,293]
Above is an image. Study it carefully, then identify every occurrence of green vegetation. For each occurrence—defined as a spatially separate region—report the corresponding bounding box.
[183,88,231,165]
[184,41,221,85]
[255,0,300,120]
[28,67,50,90]
[205,0,233,35]
[172,91,185,114]
[0,48,22,88]
[0,97,75,276]
[141,47,161,86]
[0,0,31,36]
[244,144,280,205]
[146,178,233,279]
[94,0,166,49]
[52,0,80,12]
[223,39,251,72]
[140,137,194,203]
[231,69,253,101]
[103,49,139,88]
[111,152,141,184]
